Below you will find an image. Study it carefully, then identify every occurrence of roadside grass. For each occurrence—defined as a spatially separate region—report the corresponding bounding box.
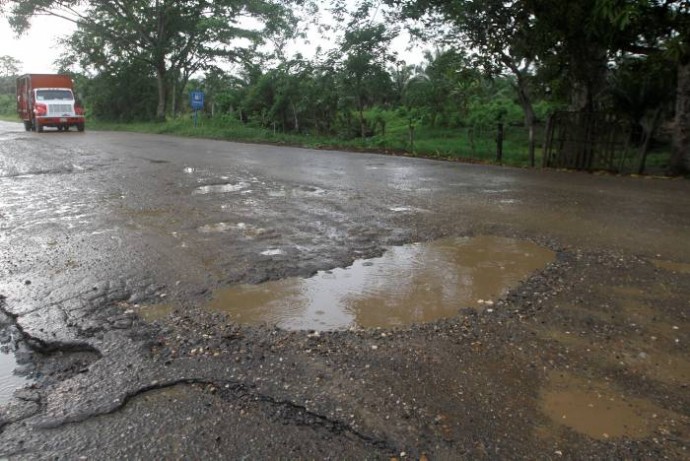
[88,113,545,168]
[3,110,671,173]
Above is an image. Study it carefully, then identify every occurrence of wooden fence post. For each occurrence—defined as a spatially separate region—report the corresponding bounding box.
[496,122,504,164]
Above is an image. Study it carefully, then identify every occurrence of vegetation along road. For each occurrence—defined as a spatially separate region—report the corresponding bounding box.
[0,121,688,458]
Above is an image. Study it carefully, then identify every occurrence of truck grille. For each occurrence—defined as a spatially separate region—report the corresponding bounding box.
[48,104,74,116]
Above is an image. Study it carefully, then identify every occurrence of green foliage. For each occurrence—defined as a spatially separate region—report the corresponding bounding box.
[0,56,21,78]
[87,108,549,167]
[81,62,158,122]
[0,94,16,116]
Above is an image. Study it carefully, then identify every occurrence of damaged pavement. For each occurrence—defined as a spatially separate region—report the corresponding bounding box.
[0,121,688,458]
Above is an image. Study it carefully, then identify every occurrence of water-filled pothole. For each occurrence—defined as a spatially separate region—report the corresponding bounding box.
[650,258,690,274]
[193,182,248,195]
[539,371,674,440]
[205,236,554,330]
[0,350,30,405]
[136,303,175,322]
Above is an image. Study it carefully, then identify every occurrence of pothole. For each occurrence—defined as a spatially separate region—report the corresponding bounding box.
[136,303,175,322]
[205,235,554,330]
[539,371,678,440]
[0,349,31,405]
[193,182,248,195]
[650,258,690,274]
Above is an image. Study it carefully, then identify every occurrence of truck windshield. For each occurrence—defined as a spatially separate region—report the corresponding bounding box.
[36,90,74,101]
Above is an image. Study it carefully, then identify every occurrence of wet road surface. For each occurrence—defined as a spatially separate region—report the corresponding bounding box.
[0,120,688,458]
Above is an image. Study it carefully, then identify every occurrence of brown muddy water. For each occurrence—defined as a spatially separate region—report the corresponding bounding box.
[650,259,690,274]
[540,371,677,440]
[205,236,554,330]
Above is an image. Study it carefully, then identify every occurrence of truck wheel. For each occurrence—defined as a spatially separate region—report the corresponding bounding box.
[23,121,31,131]
[77,123,85,132]
[37,124,44,133]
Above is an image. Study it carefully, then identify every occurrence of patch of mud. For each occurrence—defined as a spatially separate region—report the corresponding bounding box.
[205,236,554,330]
[650,259,690,274]
[539,371,679,440]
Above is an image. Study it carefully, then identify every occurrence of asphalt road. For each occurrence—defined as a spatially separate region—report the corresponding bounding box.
[0,121,688,459]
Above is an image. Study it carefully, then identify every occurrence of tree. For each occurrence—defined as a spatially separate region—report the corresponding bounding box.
[595,0,690,174]
[0,55,21,77]
[0,55,21,95]
[389,0,544,164]
[5,0,298,120]
[337,24,396,138]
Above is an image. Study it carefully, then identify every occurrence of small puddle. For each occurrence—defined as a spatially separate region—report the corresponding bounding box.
[540,372,668,440]
[650,259,690,274]
[137,304,175,322]
[0,351,29,405]
[205,236,554,330]
[193,182,248,195]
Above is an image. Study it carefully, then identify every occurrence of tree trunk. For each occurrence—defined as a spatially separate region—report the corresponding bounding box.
[291,99,299,133]
[502,56,537,167]
[569,46,608,113]
[358,96,365,138]
[669,60,690,175]
[171,79,176,118]
[155,65,167,121]
[637,107,663,175]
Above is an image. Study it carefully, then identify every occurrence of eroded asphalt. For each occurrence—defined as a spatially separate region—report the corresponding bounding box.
[0,120,688,459]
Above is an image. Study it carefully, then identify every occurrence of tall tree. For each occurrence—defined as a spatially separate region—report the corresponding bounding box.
[0,55,21,94]
[596,0,690,174]
[4,0,298,120]
[389,0,544,164]
[337,24,396,138]
[0,55,21,77]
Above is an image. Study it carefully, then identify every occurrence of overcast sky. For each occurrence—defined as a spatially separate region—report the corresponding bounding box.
[0,15,75,73]
[0,11,424,75]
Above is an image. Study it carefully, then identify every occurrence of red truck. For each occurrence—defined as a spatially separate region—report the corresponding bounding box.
[16,74,85,133]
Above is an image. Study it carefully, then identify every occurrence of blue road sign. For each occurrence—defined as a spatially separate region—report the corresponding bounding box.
[190,91,204,110]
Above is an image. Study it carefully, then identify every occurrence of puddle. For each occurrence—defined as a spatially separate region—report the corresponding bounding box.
[0,350,29,405]
[137,304,175,322]
[266,185,326,198]
[206,236,554,330]
[193,182,248,195]
[650,259,690,274]
[198,222,235,234]
[260,249,285,256]
[198,221,269,237]
[540,371,670,440]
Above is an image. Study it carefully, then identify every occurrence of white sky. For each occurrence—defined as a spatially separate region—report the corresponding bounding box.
[0,10,424,75]
[0,15,75,73]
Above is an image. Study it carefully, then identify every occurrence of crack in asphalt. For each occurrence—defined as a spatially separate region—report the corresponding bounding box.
[34,377,398,453]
